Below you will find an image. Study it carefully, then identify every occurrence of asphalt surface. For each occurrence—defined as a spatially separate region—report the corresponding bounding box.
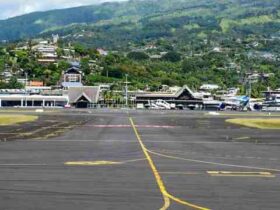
[0,110,280,210]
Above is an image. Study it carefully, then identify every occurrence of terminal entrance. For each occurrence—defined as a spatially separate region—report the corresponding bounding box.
[75,95,90,108]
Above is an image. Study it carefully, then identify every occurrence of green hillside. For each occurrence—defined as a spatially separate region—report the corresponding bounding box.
[0,0,280,97]
[0,0,279,48]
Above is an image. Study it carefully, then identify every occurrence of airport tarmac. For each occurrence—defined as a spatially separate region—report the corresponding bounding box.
[0,110,279,210]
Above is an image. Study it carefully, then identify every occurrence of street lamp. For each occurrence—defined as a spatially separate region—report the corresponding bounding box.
[124,74,130,107]
[25,72,28,107]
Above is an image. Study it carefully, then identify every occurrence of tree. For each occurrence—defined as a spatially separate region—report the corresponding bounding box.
[162,51,181,62]
[56,48,64,58]
[81,58,91,75]
[103,54,122,65]
[58,60,71,72]
[74,44,88,56]
[127,51,149,61]
[86,75,116,85]
[182,58,197,73]
[7,77,23,89]
[88,48,99,59]
[0,48,5,56]
[102,66,123,78]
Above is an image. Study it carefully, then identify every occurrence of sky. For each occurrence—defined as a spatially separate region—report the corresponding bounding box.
[0,0,127,20]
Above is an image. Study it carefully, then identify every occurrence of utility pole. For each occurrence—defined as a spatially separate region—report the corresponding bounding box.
[124,74,129,107]
[25,72,28,107]
[125,74,128,107]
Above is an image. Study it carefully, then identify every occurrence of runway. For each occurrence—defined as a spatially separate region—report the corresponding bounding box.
[0,110,279,209]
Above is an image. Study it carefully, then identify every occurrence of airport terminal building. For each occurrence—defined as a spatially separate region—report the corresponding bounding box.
[0,64,101,109]
[135,85,203,108]
[0,86,100,108]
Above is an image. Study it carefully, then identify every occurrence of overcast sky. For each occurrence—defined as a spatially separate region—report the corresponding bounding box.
[0,0,127,20]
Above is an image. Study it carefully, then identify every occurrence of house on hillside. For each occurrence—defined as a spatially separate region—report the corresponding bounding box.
[0,68,13,83]
[97,48,108,56]
[61,66,83,89]
[33,40,58,64]
[200,84,220,91]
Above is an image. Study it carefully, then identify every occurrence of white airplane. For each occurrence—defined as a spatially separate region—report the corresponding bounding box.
[220,96,250,110]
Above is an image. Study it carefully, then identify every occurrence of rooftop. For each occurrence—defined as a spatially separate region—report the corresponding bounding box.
[62,82,83,88]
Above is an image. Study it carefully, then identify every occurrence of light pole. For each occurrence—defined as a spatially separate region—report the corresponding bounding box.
[125,74,128,107]
[25,72,28,107]
[123,74,131,107]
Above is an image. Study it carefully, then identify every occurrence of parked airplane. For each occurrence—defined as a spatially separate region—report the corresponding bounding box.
[220,96,250,111]
[146,99,176,110]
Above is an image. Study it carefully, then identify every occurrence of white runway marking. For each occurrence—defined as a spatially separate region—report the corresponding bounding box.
[148,149,280,172]
[24,139,135,142]
[84,124,177,128]
[0,164,48,166]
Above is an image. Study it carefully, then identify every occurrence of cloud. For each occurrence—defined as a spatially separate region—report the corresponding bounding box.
[0,0,127,20]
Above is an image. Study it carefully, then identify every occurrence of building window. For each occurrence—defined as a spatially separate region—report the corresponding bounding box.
[66,74,80,82]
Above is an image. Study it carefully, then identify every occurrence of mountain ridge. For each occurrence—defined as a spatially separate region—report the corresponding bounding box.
[0,0,279,49]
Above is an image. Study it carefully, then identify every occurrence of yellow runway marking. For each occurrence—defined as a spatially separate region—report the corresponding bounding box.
[64,158,146,166]
[207,171,275,178]
[122,158,147,163]
[129,117,210,210]
[148,149,280,173]
[65,161,122,166]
